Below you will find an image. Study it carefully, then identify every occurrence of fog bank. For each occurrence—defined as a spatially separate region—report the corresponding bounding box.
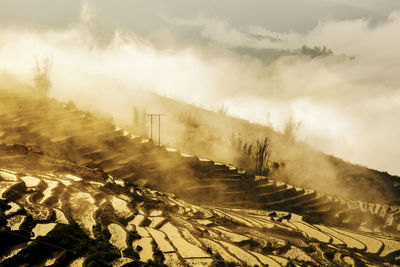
[0,3,399,175]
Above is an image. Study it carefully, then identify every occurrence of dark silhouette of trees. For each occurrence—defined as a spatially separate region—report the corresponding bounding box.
[232,134,271,176]
[254,137,271,176]
[299,45,333,58]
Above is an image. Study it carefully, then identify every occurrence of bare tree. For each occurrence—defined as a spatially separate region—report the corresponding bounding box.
[217,103,229,115]
[254,137,271,175]
[32,57,52,95]
[240,136,271,175]
[283,118,302,145]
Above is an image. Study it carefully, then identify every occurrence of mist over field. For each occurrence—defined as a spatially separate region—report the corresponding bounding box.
[0,0,400,175]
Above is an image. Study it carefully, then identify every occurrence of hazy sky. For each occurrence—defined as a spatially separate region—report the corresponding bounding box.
[1,0,400,175]
[1,0,398,32]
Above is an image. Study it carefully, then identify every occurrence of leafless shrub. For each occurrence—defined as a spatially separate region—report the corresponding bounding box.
[32,57,52,95]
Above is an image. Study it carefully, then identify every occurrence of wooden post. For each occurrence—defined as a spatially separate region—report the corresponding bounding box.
[147,114,165,145]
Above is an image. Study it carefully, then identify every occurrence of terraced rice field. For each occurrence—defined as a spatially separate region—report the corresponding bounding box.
[0,91,398,236]
[1,167,400,266]
[0,90,400,266]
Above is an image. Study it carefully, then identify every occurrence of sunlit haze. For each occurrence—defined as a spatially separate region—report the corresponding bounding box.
[1,0,400,175]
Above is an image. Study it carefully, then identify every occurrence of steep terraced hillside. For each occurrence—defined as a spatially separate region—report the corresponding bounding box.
[0,89,399,266]
[0,90,399,236]
[127,93,400,206]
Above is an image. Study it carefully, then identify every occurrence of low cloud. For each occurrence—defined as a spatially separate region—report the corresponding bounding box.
[0,5,399,176]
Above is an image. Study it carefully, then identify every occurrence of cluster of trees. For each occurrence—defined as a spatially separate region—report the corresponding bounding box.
[230,133,271,176]
[298,45,333,58]
[230,118,301,176]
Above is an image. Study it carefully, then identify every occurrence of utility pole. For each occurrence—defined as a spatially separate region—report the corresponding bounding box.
[147,113,165,145]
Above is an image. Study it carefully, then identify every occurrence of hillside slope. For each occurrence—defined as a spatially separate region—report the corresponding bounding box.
[123,92,400,206]
[0,89,399,266]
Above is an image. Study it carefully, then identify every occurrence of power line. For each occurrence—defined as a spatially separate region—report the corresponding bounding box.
[147,114,165,145]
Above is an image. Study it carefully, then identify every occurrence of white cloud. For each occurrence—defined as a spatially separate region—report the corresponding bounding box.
[0,9,400,175]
